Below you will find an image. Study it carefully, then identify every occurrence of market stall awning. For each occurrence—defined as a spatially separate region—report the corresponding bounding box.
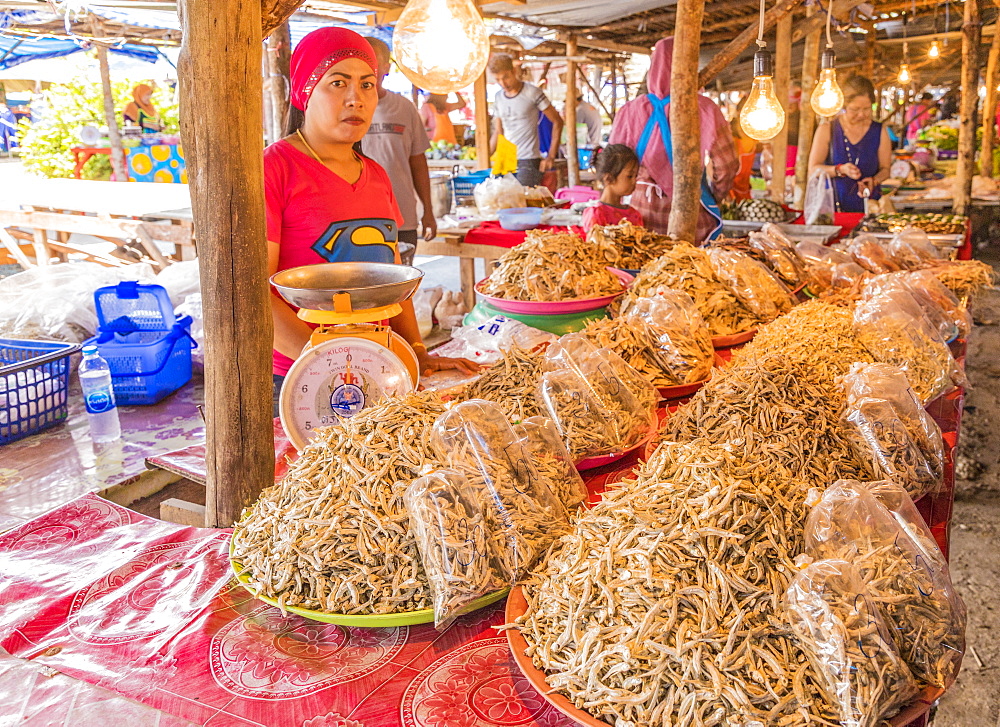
[480,0,675,29]
[0,33,159,70]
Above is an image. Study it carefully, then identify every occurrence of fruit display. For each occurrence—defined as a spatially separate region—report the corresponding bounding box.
[721,197,788,223]
[426,141,476,161]
[858,213,967,235]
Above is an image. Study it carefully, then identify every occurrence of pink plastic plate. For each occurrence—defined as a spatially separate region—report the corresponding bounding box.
[656,352,727,400]
[474,271,627,315]
[574,433,654,472]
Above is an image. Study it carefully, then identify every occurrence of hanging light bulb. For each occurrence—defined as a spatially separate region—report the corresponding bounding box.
[740,49,786,140]
[898,63,912,84]
[392,0,490,94]
[929,40,941,58]
[811,49,845,117]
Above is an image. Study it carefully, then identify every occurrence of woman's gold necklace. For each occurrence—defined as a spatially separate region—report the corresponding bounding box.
[296,129,362,178]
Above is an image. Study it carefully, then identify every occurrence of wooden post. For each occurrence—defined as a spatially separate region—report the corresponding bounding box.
[179,0,274,527]
[863,23,877,76]
[667,0,706,242]
[610,59,618,119]
[474,70,491,172]
[699,0,802,88]
[981,10,1000,178]
[565,35,580,186]
[265,21,291,145]
[956,0,983,215]
[771,15,792,203]
[794,14,822,207]
[91,21,128,183]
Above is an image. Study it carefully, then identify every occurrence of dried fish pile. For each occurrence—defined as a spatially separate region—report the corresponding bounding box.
[231,392,446,614]
[461,346,544,422]
[580,317,674,387]
[626,242,760,337]
[479,229,621,301]
[587,220,674,270]
[854,315,957,403]
[517,441,848,726]
[927,260,996,302]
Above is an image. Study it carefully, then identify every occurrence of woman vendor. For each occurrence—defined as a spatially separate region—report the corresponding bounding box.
[608,37,738,242]
[265,27,477,414]
[807,75,891,213]
[122,84,164,132]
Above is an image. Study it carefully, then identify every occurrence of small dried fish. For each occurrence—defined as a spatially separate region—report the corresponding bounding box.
[587,220,675,270]
[460,345,544,422]
[926,260,996,302]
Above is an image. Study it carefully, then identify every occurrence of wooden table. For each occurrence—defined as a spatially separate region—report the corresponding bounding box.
[418,229,508,310]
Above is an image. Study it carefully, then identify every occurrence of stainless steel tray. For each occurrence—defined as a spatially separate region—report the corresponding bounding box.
[721,221,840,243]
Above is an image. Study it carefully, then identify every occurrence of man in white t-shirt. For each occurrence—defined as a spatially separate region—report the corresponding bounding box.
[361,37,436,264]
[488,54,563,188]
[575,96,603,148]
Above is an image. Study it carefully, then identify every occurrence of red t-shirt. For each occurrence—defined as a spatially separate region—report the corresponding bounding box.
[265,138,403,375]
[581,202,644,234]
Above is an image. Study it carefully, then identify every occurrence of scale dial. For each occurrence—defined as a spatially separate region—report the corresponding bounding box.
[279,336,416,451]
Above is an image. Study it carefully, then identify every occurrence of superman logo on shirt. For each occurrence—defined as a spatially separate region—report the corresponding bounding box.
[311,218,398,264]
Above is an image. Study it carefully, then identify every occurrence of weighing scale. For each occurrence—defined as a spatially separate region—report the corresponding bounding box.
[271,262,424,451]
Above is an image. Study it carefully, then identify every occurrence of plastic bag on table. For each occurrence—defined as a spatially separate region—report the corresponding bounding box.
[405,469,508,630]
[509,416,588,509]
[430,399,568,581]
[862,275,959,343]
[447,315,556,364]
[749,227,810,287]
[866,480,948,571]
[847,234,902,274]
[473,174,526,216]
[888,227,943,269]
[537,335,658,461]
[803,481,966,688]
[784,559,919,727]
[154,259,200,306]
[841,362,944,498]
[804,168,836,225]
[705,247,795,323]
[795,240,855,291]
[621,291,714,385]
[853,295,964,403]
[830,261,869,290]
[900,270,972,339]
[174,293,204,371]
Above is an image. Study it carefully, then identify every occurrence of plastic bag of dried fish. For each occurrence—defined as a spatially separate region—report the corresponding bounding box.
[862,275,960,343]
[926,259,996,302]
[536,337,658,460]
[903,269,973,338]
[587,219,673,270]
[866,479,949,571]
[853,295,964,403]
[510,416,588,509]
[795,240,856,291]
[841,362,944,498]
[478,229,622,302]
[706,247,796,323]
[625,242,759,337]
[784,558,919,727]
[749,226,811,287]
[431,400,569,581]
[803,481,967,688]
[622,291,714,384]
[460,345,545,422]
[578,316,670,387]
[847,234,902,274]
[888,227,944,269]
[405,469,508,630]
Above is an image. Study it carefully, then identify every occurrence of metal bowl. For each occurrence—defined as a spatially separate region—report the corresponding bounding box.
[270,263,424,312]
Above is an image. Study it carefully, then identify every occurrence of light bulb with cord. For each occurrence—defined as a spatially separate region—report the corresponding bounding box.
[929,40,941,58]
[739,0,785,141]
[898,63,912,84]
[392,0,490,94]
[810,1,844,117]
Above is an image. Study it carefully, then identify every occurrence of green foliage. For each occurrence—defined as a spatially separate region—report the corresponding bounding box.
[16,68,179,180]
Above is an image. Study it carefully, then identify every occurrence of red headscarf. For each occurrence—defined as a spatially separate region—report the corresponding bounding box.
[289,27,378,112]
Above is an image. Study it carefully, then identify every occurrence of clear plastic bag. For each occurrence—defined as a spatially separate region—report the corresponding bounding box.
[538,334,659,460]
[154,259,200,306]
[795,240,855,291]
[846,234,902,274]
[430,399,569,581]
[749,226,810,287]
[705,247,795,323]
[888,227,942,269]
[866,480,947,573]
[474,174,526,216]
[804,168,836,225]
[510,416,588,509]
[803,481,967,688]
[900,270,972,339]
[405,469,508,630]
[862,275,959,343]
[830,261,869,290]
[853,295,964,403]
[842,362,945,498]
[784,558,919,727]
[621,292,714,385]
[447,315,556,364]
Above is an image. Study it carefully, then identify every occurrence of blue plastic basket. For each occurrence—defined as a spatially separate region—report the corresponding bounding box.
[578,148,596,170]
[450,169,491,198]
[88,282,195,405]
[0,338,80,445]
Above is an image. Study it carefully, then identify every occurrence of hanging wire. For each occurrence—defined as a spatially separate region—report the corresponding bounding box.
[825,0,834,48]
[757,0,767,48]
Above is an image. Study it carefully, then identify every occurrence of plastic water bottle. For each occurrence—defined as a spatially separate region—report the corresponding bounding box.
[79,344,121,443]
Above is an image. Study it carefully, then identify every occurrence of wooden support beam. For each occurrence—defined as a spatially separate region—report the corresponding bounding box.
[579,67,612,120]
[981,7,1000,179]
[474,70,491,172]
[794,11,822,208]
[771,15,791,204]
[179,0,274,528]
[262,0,305,38]
[699,0,802,88]
[565,35,580,187]
[668,0,705,242]
[956,0,983,216]
[610,59,618,120]
[91,20,128,184]
[790,0,870,44]
[265,21,291,145]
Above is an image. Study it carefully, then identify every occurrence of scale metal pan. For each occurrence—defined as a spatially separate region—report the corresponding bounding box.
[270,262,424,312]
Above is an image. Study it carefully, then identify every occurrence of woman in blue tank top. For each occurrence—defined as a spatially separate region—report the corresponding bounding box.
[808,75,892,213]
